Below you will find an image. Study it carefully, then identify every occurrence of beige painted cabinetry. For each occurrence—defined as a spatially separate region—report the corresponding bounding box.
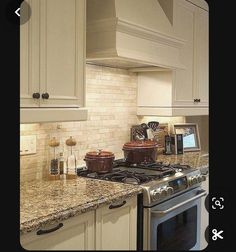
[20,211,95,250]
[96,197,137,250]
[20,197,137,250]
[20,0,87,123]
[137,0,208,116]
[173,0,209,108]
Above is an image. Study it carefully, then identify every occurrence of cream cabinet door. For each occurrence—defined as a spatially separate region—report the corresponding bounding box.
[20,0,40,107]
[172,0,195,107]
[39,0,85,108]
[96,197,137,250]
[194,7,209,107]
[20,0,85,108]
[173,0,208,108]
[20,211,95,250]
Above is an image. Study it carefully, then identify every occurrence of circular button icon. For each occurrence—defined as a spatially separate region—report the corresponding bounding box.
[5,0,31,25]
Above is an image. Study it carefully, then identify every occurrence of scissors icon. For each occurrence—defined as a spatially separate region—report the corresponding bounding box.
[212,197,224,209]
[212,229,224,240]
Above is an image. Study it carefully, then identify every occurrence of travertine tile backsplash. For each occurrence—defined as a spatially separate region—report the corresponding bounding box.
[20,64,138,182]
[20,64,209,182]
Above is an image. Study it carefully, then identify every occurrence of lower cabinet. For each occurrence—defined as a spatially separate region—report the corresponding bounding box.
[20,210,95,250]
[96,197,137,250]
[20,197,137,250]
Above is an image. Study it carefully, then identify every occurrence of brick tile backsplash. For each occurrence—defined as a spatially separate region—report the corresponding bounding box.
[20,64,138,182]
[20,64,208,182]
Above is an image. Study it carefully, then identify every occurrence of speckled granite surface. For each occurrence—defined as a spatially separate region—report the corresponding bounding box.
[156,151,209,170]
[20,177,142,234]
[20,151,208,235]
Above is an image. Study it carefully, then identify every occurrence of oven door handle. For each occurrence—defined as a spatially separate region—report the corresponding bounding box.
[151,190,207,216]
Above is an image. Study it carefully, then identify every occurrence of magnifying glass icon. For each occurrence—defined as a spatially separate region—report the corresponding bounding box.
[215,200,221,207]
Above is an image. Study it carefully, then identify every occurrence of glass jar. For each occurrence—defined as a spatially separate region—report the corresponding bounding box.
[48,137,60,176]
[59,152,65,178]
[65,136,77,178]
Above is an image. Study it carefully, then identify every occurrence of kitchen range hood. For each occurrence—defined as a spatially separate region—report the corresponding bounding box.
[86,0,186,70]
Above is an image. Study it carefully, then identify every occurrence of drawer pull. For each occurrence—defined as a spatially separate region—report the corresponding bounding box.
[36,223,63,235]
[109,200,126,209]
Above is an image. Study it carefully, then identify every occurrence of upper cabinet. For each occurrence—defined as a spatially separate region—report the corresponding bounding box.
[137,0,209,116]
[20,0,88,123]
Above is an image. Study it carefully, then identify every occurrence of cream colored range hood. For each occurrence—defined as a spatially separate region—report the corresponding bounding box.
[86,0,186,70]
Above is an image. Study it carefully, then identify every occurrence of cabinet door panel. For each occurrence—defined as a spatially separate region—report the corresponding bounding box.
[172,0,195,106]
[20,0,40,107]
[195,8,209,106]
[40,0,85,107]
[96,197,137,250]
[20,211,95,250]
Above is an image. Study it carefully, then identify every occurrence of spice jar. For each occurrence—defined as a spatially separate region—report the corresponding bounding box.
[65,136,77,179]
[59,152,65,179]
[48,137,60,180]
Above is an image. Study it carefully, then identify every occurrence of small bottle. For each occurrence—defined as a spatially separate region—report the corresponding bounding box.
[59,152,65,179]
[48,137,60,179]
[67,153,77,174]
[65,136,77,179]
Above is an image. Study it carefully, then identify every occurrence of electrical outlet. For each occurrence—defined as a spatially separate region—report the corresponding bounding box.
[20,135,37,155]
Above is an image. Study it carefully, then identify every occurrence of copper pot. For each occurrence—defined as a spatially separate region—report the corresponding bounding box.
[84,150,115,173]
[122,140,158,164]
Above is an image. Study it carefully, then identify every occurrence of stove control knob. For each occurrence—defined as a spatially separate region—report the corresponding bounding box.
[201,175,207,181]
[160,188,167,198]
[192,176,198,185]
[166,186,174,196]
[151,190,161,201]
[197,175,202,183]
[188,176,193,186]
[188,176,198,186]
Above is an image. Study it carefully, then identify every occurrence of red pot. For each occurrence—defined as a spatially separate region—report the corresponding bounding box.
[84,150,115,173]
[122,140,158,164]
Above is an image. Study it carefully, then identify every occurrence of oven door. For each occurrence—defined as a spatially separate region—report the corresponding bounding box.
[145,187,206,251]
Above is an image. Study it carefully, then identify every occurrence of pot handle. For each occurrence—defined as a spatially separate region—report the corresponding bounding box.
[97,149,102,155]
[109,200,126,209]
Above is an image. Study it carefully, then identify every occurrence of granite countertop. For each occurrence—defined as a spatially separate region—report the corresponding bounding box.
[20,151,208,235]
[20,177,142,234]
[156,151,209,170]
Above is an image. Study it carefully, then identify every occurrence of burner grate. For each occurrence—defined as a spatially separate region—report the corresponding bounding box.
[77,160,192,185]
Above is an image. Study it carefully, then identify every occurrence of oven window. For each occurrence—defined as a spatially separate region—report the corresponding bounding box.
[156,206,197,250]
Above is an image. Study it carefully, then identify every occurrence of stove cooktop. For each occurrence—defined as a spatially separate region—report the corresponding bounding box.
[77,159,194,185]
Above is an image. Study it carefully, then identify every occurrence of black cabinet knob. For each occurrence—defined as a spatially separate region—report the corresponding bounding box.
[32,92,40,99]
[194,99,198,102]
[42,92,49,99]
[194,99,201,103]
[198,99,201,102]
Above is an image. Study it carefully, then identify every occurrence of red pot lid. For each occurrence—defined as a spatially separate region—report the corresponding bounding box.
[123,140,158,149]
[85,150,115,158]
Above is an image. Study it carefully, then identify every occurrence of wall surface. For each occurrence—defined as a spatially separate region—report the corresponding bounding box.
[20,64,209,182]
[20,64,138,182]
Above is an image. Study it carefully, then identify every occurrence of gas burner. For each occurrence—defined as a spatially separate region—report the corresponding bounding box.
[102,169,162,185]
[77,160,194,185]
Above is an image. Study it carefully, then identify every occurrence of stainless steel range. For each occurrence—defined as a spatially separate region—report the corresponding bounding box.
[77,160,207,251]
